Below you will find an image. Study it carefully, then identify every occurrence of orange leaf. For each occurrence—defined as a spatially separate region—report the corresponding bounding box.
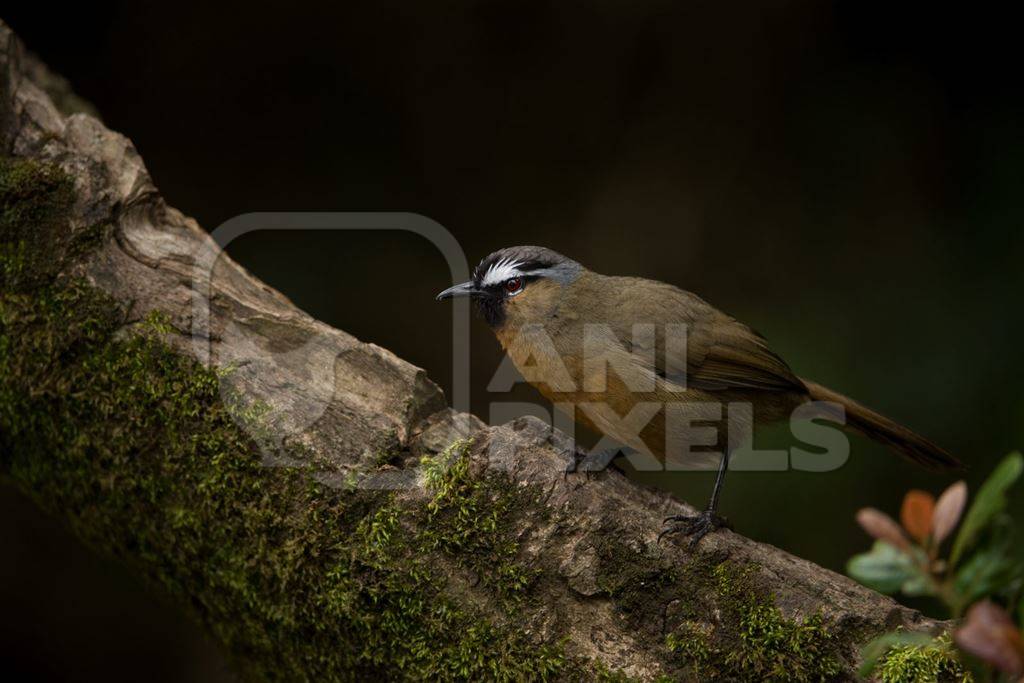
[900,489,935,542]
[855,507,909,549]
[954,600,1024,675]
[932,480,967,544]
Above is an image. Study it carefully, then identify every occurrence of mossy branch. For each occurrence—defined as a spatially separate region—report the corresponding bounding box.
[0,19,949,681]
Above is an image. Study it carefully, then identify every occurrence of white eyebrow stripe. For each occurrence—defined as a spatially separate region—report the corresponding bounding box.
[480,258,525,286]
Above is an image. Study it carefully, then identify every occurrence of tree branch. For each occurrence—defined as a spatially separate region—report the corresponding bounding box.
[0,20,942,681]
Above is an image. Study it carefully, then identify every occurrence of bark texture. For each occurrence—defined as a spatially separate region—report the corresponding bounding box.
[0,21,943,681]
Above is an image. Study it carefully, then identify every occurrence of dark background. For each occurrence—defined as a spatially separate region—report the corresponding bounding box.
[3,2,1023,680]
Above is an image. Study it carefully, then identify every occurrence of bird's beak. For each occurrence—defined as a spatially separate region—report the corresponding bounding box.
[435,281,480,301]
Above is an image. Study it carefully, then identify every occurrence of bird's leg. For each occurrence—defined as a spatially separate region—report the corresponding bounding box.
[659,449,732,546]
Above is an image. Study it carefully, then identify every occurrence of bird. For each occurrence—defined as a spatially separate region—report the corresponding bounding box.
[436,245,961,544]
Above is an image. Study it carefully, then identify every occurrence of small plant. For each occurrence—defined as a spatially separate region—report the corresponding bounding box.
[848,452,1024,680]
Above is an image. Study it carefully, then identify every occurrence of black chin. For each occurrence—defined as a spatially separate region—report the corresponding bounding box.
[475,294,506,328]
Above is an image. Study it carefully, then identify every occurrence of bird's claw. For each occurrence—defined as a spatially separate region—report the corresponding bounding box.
[658,509,731,547]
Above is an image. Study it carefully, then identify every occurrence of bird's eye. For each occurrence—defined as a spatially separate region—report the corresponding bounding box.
[505,277,523,294]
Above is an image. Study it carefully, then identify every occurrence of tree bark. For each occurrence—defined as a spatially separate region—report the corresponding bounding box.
[0,21,943,681]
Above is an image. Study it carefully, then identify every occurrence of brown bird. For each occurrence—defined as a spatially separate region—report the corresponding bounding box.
[437,246,961,544]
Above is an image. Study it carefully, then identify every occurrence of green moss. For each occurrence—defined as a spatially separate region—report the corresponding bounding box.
[0,156,78,289]
[0,157,576,681]
[876,634,971,683]
[594,534,842,681]
[676,563,840,681]
[317,494,567,681]
[0,156,73,233]
[419,440,539,602]
[665,622,713,677]
[371,447,399,468]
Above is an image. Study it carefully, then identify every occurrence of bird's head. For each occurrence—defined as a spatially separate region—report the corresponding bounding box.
[436,245,583,328]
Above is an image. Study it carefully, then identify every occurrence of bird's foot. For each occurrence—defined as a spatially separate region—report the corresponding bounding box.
[658,509,731,547]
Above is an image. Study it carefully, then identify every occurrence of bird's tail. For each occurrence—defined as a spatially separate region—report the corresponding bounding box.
[800,379,962,470]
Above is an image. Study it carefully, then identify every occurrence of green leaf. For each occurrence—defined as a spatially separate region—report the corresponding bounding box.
[858,631,936,678]
[954,546,1014,608]
[847,541,921,594]
[950,452,1023,568]
[953,520,1021,611]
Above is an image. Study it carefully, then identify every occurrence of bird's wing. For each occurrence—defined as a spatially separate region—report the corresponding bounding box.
[608,278,805,393]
